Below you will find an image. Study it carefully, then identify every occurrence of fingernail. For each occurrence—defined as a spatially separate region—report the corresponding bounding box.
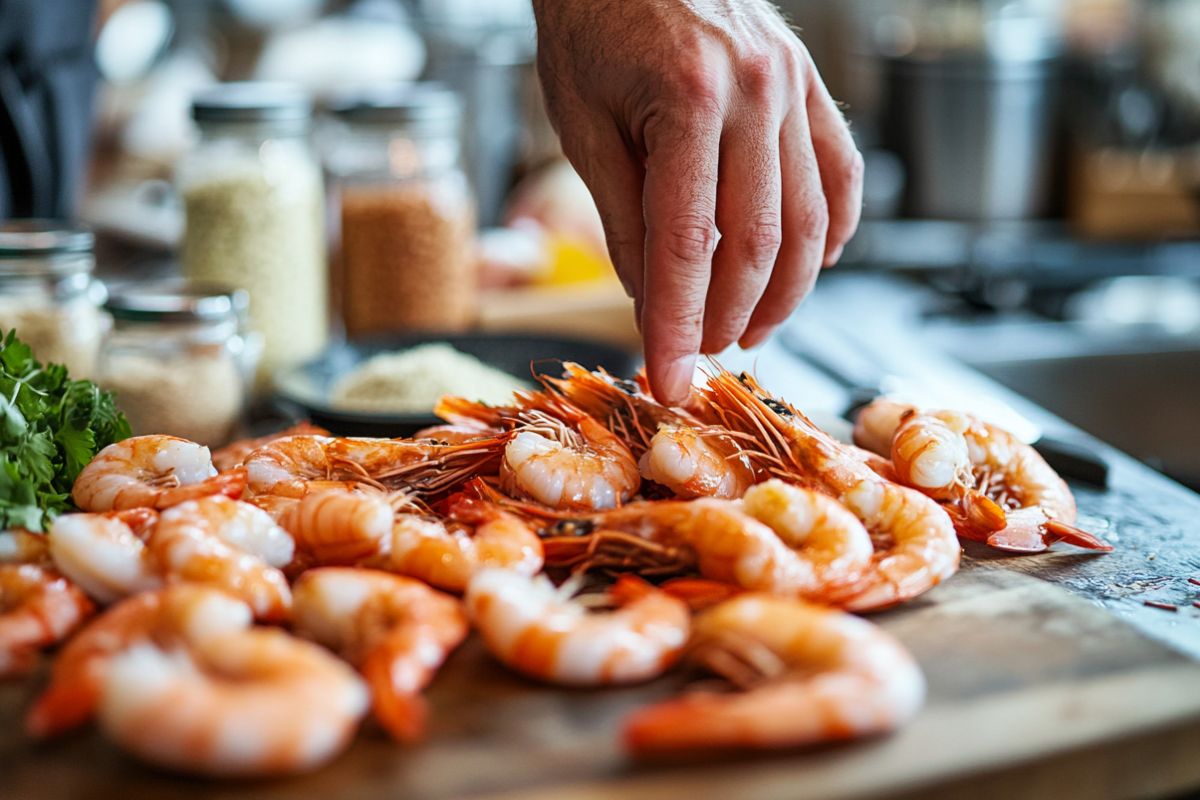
[662,355,698,405]
[739,325,773,349]
[823,244,845,268]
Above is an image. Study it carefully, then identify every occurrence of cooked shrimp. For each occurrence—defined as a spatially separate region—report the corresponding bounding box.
[148,496,294,621]
[292,568,468,742]
[623,594,925,754]
[276,486,396,568]
[26,584,252,737]
[702,371,960,611]
[546,480,872,602]
[376,496,543,593]
[244,434,503,500]
[414,422,503,446]
[546,362,758,498]
[48,509,163,604]
[211,422,330,471]
[465,569,689,686]
[72,435,245,512]
[640,424,758,499]
[501,399,641,511]
[0,564,94,678]
[855,399,1111,553]
[86,585,367,776]
[0,529,51,565]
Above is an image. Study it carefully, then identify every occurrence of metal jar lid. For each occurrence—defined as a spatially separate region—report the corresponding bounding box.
[105,280,249,324]
[191,82,313,126]
[0,220,94,258]
[326,83,462,134]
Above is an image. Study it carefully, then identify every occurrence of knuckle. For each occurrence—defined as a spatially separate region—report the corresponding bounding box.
[736,53,778,100]
[793,200,830,243]
[662,213,719,266]
[672,59,724,116]
[738,214,783,265]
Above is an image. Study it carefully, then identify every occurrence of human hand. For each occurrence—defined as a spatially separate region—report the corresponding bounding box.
[531,0,863,404]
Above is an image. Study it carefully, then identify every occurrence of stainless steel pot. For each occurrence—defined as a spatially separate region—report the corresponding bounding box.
[880,51,1062,220]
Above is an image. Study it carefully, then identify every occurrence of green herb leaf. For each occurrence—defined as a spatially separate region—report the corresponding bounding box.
[0,329,130,531]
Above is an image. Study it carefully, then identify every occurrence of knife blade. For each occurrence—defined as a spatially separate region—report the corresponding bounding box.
[779,324,1110,489]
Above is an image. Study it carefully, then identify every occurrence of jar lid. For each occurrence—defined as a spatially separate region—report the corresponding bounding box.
[105,280,249,324]
[0,220,94,258]
[326,83,462,132]
[192,82,313,125]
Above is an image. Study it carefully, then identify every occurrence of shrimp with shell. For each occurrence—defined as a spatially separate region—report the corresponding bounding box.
[545,363,760,499]
[72,435,245,512]
[701,370,961,612]
[244,434,504,501]
[854,399,1111,553]
[623,594,925,754]
[542,480,873,603]
[372,495,544,593]
[292,568,468,742]
[465,568,690,686]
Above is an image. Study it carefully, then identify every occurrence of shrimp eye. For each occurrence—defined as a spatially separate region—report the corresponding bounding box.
[547,519,595,537]
[615,378,640,396]
[764,398,793,418]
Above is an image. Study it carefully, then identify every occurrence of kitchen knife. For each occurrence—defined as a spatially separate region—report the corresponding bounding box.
[779,325,1110,489]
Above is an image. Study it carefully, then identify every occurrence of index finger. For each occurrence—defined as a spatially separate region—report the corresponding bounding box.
[641,118,721,405]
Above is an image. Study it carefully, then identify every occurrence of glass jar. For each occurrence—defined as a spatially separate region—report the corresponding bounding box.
[178,82,327,382]
[96,282,259,447]
[0,220,105,377]
[324,84,477,338]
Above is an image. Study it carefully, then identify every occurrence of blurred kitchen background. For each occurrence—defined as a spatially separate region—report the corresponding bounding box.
[1,0,1198,486]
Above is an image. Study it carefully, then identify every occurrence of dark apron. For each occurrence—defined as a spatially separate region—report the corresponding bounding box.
[0,0,99,219]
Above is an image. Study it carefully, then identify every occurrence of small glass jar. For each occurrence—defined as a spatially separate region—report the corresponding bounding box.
[324,84,477,338]
[178,82,327,381]
[96,282,259,447]
[0,220,105,377]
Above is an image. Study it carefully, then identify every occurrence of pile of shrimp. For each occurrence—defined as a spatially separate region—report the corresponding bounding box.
[0,361,1110,778]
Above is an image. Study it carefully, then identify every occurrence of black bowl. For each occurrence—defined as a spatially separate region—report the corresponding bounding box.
[273,332,641,437]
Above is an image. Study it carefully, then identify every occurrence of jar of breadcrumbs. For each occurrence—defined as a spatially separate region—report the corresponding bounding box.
[324,85,476,338]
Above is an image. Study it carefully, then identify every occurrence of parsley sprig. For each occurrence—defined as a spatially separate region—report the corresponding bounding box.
[0,330,130,531]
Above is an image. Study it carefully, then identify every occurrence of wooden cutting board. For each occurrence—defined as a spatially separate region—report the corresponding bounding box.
[4,419,1200,799]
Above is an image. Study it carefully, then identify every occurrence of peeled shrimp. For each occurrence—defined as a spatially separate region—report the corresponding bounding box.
[0,564,94,677]
[502,403,640,511]
[623,594,925,754]
[855,399,1111,553]
[547,480,872,602]
[0,529,51,565]
[148,496,294,621]
[376,496,543,593]
[465,569,689,686]
[72,435,245,512]
[26,584,253,737]
[546,362,758,499]
[702,371,960,611]
[293,568,468,742]
[82,585,367,777]
[48,509,163,604]
[244,434,503,500]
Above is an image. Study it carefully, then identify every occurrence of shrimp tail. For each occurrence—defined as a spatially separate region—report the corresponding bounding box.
[986,517,1113,553]
[434,396,508,429]
[361,650,429,743]
[25,681,97,738]
[658,578,741,611]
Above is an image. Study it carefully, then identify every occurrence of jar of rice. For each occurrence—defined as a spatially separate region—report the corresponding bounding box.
[178,83,327,382]
[323,84,477,338]
[0,221,105,377]
[96,281,259,447]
